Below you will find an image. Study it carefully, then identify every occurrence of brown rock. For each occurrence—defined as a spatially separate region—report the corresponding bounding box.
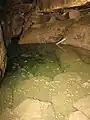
[62,19,90,51]
[69,10,80,20]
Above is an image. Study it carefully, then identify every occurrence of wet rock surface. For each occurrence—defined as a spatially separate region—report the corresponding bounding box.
[1,1,90,119]
[73,95,90,119]
[68,111,89,120]
[0,99,56,120]
[0,44,90,120]
[13,99,55,120]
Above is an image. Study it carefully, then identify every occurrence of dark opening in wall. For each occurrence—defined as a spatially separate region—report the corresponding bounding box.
[22,0,34,3]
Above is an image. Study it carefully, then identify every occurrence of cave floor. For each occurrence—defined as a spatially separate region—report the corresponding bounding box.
[0,43,90,120]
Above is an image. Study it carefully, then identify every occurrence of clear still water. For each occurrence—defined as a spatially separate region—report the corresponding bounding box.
[0,43,90,119]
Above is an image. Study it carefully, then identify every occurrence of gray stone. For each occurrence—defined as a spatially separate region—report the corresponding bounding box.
[69,111,89,120]
[73,95,90,119]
